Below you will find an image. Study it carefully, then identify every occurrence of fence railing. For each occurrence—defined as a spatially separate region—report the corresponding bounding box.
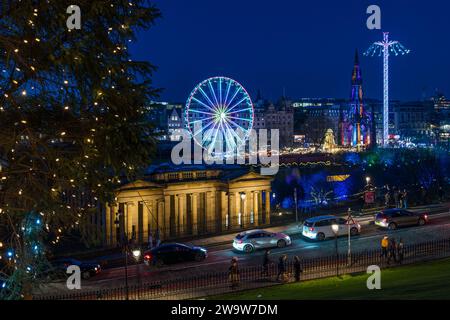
[35,237,450,300]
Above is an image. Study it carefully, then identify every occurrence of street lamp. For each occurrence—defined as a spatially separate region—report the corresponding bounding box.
[294,188,298,224]
[240,193,246,227]
[347,208,352,266]
[132,247,142,299]
[331,223,339,277]
[365,176,371,186]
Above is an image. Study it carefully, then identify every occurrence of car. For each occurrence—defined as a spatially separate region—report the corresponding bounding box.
[51,258,101,279]
[232,229,292,253]
[374,209,428,230]
[143,243,207,267]
[302,215,361,241]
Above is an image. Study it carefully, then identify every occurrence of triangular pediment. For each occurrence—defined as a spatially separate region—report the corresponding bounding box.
[117,179,161,191]
[229,170,272,182]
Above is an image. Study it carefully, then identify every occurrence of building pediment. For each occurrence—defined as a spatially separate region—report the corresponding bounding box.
[116,179,161,191]
[228,170,272,183]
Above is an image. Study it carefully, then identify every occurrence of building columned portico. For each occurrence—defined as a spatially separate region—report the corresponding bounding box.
[104,166,273,246]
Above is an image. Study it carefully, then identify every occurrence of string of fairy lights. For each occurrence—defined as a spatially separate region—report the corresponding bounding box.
[0,2,147,274]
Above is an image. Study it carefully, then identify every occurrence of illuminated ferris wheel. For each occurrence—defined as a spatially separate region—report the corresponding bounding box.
[185,76,254,155]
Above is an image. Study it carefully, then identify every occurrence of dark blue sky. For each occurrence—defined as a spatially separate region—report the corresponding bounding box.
[131,0,450,102]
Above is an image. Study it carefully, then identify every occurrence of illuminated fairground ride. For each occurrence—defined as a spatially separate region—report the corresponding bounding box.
[364,32,410,147]
[185,76,254,157]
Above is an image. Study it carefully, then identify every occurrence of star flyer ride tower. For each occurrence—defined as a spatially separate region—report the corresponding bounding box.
[364,32,410,146]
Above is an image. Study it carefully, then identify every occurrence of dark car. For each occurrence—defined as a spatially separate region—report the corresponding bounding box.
[143,243,207,267]
[51,258,101,279]
[374,209,428,230]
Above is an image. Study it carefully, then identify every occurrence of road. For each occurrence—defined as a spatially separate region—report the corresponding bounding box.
[46,208,450,293]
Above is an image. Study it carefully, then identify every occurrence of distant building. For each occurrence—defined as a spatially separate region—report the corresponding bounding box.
[392,101,434,140]
[253,94,294,148]
[146,102,184,141]
[431,93,450,146]
[103,165,272,245]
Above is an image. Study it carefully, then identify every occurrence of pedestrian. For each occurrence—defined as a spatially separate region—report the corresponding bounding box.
[229,257,240,289]
[438,186,445,202]
[421,187,427,205]
[262,249,271,277]
[384,192,390,208]
[393,188,400,208]
[402,189,408,209]
[276,255,287,282]
[148,230,153,249]
[381,236,389,259]
[293,256,303,282]
[388,238,397,264]
[155,228,161,247]
[397,238,404,264]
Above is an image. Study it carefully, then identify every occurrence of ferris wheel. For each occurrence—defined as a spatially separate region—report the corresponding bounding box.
[185,76,254,156]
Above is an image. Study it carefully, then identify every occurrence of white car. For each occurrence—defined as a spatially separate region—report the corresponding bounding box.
[302,215,361,241]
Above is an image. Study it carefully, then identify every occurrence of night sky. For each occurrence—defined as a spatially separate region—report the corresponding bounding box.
[131,0,450,103]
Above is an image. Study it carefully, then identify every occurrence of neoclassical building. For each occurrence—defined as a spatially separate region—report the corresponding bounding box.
[104,165,273,246]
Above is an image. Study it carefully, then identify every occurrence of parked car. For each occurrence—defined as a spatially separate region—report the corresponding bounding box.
[302,215,361,241]
[143,243,207,267]
[51,258,101,279]
[374,209,428,230]
[232,229,292,253]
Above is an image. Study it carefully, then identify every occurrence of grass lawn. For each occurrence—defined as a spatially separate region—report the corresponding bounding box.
[210,258,450,300]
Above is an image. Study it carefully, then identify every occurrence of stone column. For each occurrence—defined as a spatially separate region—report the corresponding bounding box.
[192,193,198,235]
[235,192,241,227]
[220,191,226,230]
[142,201,149,241]
[126,202,134,239]
[177,194,183,235]
[228,192,234,229]
[164,195,170,239]
[206,191,214,233]
[265,190,271,225]
[253,191,259,226]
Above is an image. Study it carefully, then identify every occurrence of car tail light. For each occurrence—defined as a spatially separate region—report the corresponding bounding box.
[309,227,315,232]
[424,214,428,220]
[144,254,152,261]
[236,239,243,244]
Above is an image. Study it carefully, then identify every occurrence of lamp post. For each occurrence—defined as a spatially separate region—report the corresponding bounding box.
[132,248,142,299]
[347,208,352,266]
[294,188,298,224]
[240,192,246,228]
[365,176,371,186]
[331,223,339,277]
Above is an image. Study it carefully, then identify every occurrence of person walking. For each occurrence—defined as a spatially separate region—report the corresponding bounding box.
[393,188,400,208]
[155,228,161,247]
[262,249,271,277]
[381,236,389,259]
[229,257,240,289]
[402,189,408,209]
[438,186,445,202]
[276,255,287,282]
[388,238,397,264]
[397,239,404,264]
[384,192,391,208]
[293,256,303,282]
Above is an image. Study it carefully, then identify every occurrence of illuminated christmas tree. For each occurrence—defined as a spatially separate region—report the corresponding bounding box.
[0,1,161,298]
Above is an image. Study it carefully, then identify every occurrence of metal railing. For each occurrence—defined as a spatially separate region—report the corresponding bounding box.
[35,237,450,300]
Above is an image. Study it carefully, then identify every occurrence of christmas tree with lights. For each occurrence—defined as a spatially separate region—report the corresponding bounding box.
[0,1,161,298]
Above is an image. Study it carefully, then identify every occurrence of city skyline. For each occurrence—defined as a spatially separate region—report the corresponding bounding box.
[131,0,450,102]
